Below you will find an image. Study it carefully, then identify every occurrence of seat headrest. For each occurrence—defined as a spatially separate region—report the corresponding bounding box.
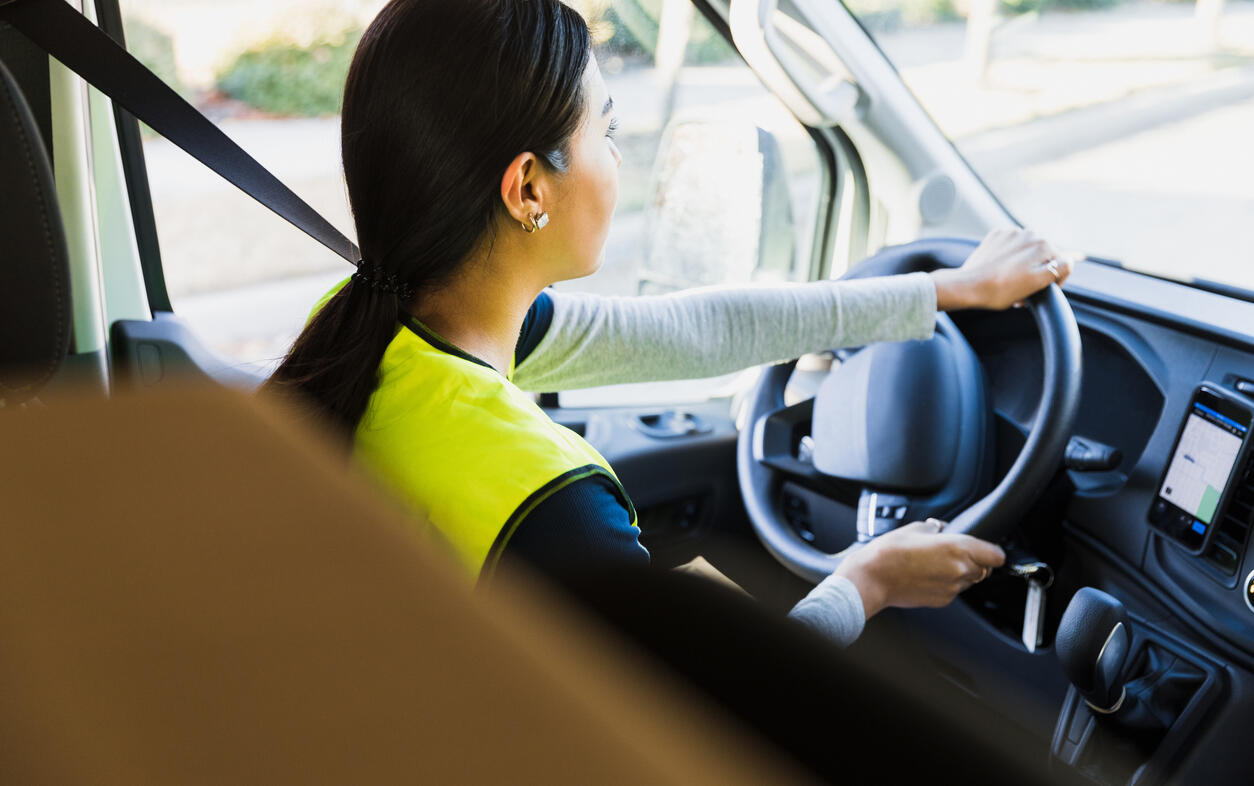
[0,56,70,407]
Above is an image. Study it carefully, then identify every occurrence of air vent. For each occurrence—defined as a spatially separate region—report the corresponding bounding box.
[1204,456,1254,576]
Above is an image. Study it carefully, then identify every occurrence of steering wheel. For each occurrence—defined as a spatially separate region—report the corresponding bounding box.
[736,238,1083,583]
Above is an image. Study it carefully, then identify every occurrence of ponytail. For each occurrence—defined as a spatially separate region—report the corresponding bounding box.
[263,278,400,437]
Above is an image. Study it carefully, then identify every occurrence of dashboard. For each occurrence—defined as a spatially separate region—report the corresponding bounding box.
[955,292,1254,667]
[583,252,1254,783]
[797,253,1254,784]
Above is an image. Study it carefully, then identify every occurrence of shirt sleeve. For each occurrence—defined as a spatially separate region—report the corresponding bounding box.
[501,470,865,647]
[511,273,937,392]
[497,473,650,580]
[787,573,867,648]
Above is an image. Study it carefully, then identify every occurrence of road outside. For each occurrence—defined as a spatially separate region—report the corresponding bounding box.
[129,0,1254,382]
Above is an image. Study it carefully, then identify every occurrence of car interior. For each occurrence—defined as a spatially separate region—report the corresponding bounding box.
[3,0,1254,783]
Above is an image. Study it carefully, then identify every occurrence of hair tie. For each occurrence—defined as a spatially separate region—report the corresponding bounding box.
[353,260,414,302]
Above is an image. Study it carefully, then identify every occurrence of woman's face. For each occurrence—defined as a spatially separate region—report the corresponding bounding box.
[549,57,622,281]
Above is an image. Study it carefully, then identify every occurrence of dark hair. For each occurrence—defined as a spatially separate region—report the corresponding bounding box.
[264,0,591,435]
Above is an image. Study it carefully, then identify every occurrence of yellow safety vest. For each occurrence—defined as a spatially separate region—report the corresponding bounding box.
[314,281,637,582]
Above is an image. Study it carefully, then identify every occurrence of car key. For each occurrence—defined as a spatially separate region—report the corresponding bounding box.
[1010,561,1053,654]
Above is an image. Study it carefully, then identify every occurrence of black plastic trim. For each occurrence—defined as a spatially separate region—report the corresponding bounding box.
[1065,284,1254,357]
[1064,523,1254,673]
[1087,255,1254,309]
[93,0,170,314]
[111,312,266,390]
[802,123,839,280]
[690,0,730,40]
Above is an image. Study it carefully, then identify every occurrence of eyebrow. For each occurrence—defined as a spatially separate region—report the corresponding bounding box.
[602,97,614,117]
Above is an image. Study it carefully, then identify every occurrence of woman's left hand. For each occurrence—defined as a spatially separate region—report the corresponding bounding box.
[930,228,1076,312]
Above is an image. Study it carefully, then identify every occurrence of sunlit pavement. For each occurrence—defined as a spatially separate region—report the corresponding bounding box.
[146,0,1254,368]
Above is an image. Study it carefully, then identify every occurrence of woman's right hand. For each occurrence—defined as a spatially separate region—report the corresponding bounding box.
[930,228,1075,312]
[834,520,1006,619]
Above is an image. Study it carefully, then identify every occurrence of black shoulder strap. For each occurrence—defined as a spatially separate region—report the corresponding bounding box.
[0,0,361,265]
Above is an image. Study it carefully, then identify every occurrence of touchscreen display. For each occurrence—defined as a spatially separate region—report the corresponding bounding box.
[1160,401,1247,529]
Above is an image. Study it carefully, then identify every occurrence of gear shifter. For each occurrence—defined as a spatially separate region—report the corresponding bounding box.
[1052,589,1220,783]
[1056,588,1132,713]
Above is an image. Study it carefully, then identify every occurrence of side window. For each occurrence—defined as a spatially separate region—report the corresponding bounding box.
[119,2,367,376]
[561,0,825,406]
[120,1,827,399]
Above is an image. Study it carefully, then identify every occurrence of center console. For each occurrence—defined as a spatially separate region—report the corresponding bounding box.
[1051,589,1224,786]
[1046,384,1254,785]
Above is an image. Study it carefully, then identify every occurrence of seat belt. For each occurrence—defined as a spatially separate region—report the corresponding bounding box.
[0,0,361,266]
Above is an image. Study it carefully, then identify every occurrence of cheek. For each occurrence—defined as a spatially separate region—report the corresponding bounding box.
[573,147,616,234]
[559,136,619,267]
[594,148,619,221]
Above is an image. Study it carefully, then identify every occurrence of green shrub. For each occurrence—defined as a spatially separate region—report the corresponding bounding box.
[124,15,186,97]
[1002,0,1123,13]
[851,0,1122,30]
[216,29,360,117]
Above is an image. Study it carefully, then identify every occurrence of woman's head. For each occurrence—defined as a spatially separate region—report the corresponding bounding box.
[343,0,611,291]
[266,0,613,434]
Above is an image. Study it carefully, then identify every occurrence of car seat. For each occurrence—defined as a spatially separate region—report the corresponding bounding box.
[0,54,71,408]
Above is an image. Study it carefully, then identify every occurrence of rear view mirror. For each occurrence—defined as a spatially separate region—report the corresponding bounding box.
[639,120,795,294]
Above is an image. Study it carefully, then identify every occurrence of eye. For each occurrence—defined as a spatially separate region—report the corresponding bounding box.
[606,117,620,141]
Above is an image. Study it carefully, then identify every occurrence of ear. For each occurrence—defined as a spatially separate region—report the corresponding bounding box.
[499,152,549,226]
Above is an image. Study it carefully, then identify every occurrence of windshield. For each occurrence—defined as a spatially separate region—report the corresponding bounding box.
[843,0,1254,293]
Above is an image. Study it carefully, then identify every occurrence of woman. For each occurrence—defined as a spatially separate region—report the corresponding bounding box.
[265,0,1071,646]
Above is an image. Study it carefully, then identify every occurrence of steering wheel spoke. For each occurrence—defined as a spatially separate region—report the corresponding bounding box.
[754,397,816,476]
[754,397,862,500]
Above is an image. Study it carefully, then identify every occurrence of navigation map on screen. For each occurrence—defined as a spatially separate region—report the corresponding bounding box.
[1160,403,1247,524]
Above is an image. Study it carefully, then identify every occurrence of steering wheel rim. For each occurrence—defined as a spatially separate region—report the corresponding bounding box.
[736,240,1083,584]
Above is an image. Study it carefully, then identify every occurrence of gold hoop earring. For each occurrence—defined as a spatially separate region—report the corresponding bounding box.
[522,212,549,233]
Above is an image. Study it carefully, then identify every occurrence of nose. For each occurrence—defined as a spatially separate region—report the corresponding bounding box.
[611,140,622,168]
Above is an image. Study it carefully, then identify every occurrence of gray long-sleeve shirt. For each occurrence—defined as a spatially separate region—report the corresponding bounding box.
[512,272,939,646]
[513,272,937,392]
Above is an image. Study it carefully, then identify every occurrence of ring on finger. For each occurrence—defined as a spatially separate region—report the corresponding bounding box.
[1044,259,1062,283]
